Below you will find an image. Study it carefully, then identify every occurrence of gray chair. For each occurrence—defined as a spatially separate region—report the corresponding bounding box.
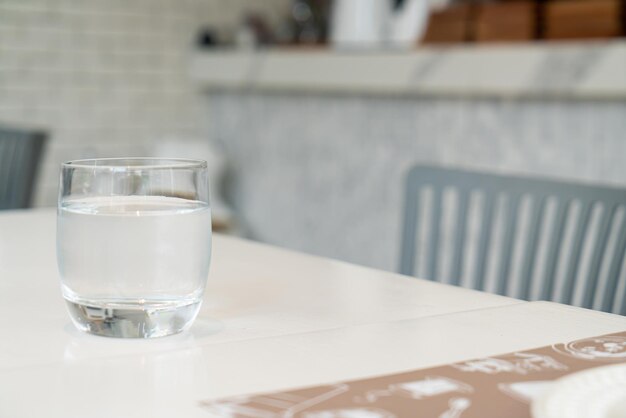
[400,165,626,314]
[0,127,46,210]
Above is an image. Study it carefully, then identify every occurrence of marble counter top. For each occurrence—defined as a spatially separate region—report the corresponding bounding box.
[191,41,626,99]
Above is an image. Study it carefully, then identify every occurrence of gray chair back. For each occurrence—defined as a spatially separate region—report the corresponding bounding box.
[0,128,46,210]
[400,165,626,314]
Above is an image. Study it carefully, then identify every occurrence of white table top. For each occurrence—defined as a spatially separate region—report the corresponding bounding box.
[1,209,625,417]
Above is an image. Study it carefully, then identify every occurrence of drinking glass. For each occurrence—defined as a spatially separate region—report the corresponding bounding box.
[57,158,211,338]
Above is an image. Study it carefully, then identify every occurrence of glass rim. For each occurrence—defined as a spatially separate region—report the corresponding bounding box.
[61,157,207,170]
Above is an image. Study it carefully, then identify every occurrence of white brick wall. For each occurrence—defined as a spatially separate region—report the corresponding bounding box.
[0,0,290,206]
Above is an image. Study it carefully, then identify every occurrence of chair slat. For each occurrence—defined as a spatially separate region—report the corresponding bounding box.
[538,199,568,301]
[496,193,520,296]
[21,132,45,208]
[449,188,469,286]
[518,196,546,300]
[5,139,18,208]
[601,211,626,312]
[9,139,25,207]
[0,141,8,209]
[473,190,495,291]
[427,187,442,280]
[582,204,615,309]
[557,202,592,305]
[399,177,421,276]
[621,284,626,315]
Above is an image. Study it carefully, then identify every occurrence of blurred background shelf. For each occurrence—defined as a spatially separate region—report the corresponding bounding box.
[192,41,626,99]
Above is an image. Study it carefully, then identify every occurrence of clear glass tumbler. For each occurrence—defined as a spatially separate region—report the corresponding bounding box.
[57,158,211,338]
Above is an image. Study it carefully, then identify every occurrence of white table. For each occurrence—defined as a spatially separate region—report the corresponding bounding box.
[1,209,625,417]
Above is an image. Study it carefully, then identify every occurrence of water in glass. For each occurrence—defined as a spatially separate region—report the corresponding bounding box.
[58,195,211,338]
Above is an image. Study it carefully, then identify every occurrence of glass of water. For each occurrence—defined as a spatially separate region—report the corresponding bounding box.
[57,158,211,338]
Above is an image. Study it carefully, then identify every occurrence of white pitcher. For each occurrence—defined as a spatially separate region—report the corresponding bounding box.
[330,0,429,49]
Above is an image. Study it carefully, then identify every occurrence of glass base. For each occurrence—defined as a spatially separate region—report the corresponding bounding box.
[65,299,202,338]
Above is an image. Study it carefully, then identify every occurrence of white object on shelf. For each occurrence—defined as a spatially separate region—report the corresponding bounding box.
[330,0,430,49]
[330,0,388,48]
[388,0,430,49]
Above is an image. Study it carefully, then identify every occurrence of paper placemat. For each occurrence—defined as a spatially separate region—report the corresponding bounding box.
[200,331,626,418]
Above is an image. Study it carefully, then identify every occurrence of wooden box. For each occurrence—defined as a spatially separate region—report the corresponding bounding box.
[422,4,473,44]
[545,0,623,39]
[475,1,538,42]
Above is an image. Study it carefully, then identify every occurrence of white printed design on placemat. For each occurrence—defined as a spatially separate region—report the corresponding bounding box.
[302,407,396,418]
[201,384,349,418]
[355,376,473,403]
[497,380,553,404]
[438,397,471,418]
[553,336,626,361]
[452,353,567,375]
